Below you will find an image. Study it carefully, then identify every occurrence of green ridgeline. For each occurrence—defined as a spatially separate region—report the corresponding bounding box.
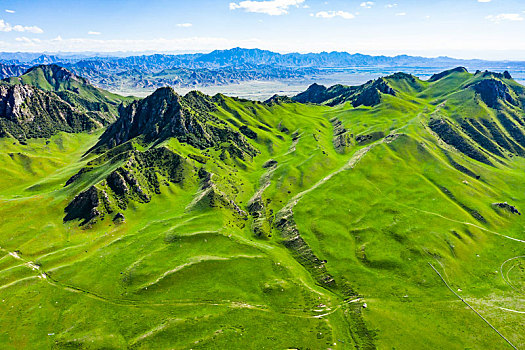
[4,64,135,123]
[0,67,524,349]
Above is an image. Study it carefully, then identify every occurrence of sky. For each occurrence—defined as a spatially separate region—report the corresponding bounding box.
[0,0,524,60]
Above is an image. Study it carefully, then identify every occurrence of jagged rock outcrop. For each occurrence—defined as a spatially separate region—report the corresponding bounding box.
[113,212,125,223]
[274,207,336,287]
[91,87,257,160]
[0,83,100,140]
[470,79,518,108]
[246,160,278,238]
[64,186,102,226]
[264,94,293,105]
[5,64,127,123]
[355,131,385,146]
[262,159,278,168]
[292,78,395,107]
[331,117,352,153]
[64,146,196,225]
[492,202,521,215]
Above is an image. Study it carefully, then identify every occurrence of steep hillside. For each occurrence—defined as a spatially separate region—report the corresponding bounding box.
[0,65,136,141]
[0,82,102,141]
[0,68,525,349]
[91,87,257,158]
[5,64,133,122]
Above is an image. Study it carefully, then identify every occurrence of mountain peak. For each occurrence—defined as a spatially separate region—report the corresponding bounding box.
[0,82,100,140]
[91,87,257,159]
[293,78,395,107]
[3,64,132,125]
[428,67,469,82]
[25,64,81,83]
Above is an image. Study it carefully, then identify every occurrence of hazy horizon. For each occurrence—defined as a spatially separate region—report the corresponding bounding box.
[3,47,525,63]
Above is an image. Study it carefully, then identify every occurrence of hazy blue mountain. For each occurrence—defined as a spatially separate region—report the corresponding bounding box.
[0,48,524,93]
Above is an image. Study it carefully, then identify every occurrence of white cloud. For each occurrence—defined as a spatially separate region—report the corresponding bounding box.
[478,0,491,2]
[360,2,374,9]
[385,3,397,8]
[0,19,43,33]
[396,12,406,16]
[5,10,15,14]
[176,23,193,27]
[87,31,101,35]
[15,37,33,43]
[229,0,304,16]
[0,36,265,53]
[315,10,355,19]
[486,13,523,23]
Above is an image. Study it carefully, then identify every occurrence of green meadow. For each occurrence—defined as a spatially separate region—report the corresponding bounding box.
[0,68,524,349]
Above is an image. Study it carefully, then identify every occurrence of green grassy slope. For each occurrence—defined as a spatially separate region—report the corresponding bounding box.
[5,64,135,122]
[0,68,525,349]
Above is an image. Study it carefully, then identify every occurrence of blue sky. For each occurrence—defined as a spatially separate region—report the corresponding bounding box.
[0,0,524,59]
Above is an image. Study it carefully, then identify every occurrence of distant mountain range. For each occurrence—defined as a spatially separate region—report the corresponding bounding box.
[0,48,524,92]
[2,48,525,68]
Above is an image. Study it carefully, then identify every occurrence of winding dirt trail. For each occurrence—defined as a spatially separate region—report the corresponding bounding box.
[278,140,382,218]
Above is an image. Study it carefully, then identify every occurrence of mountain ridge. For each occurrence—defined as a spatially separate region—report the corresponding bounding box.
[0,65,135,141]
[1,67,525,349]
[1,48,524,95]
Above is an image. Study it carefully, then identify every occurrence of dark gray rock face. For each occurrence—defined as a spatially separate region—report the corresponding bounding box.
[0,83,99,140]
[355,131,385,145]
[64,146,199,225]
[292,83,328,104]
[113,212,125,223]
[262,159,278,168]
[64,186,101,225]
[91,87,257,160]
[492,202,521,215]
[107,171,128,196]
[471,79,518,108]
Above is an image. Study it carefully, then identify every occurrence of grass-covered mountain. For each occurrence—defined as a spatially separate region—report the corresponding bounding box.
[5,64,133,120]
[0,82,103,141]
[1,67,525,349]
[0,65,135,141]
